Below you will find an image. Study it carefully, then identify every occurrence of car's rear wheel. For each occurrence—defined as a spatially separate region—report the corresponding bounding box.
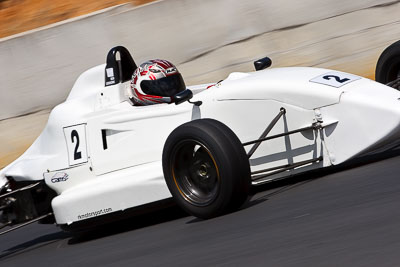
[375,40,400,90]
[162,119,251,219]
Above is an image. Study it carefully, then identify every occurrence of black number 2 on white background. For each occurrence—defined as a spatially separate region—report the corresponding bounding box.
[323,75,350,84]
[71,130,82,160]
[310,71,360,88]
[64,124,87,166]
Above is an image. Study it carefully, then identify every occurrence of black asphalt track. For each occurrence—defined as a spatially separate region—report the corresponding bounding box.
[1,150,400,266]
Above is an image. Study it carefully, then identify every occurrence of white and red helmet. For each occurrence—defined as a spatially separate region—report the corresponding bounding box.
[128,59,186,105]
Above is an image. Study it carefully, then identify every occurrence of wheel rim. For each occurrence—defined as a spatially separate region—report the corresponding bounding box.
[171,140,220,206]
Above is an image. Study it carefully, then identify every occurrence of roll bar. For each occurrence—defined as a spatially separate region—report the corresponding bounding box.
[105,46,137,87]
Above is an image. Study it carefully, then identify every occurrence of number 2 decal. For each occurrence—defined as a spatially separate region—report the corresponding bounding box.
[323,75,350,84]
[71,130,82,160]
[64,124,88,166]
[310,71,361,88]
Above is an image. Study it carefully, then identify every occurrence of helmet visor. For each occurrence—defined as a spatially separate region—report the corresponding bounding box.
[141,74,186,97]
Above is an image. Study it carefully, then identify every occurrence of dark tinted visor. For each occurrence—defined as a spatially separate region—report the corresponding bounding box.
[141,74,186,97]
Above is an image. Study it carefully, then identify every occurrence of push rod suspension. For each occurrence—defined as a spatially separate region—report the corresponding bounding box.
[246,108,286,158]
[0,213,53,236]
[243,123,321,147]
[386,77,400,89]
[0,182,41,199]
[386,72,400,89]
[251,156,323,182]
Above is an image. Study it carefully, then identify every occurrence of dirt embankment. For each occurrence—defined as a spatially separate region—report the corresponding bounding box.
[0,0,156,38]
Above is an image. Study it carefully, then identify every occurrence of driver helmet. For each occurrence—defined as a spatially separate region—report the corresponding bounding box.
[128,59,186,105]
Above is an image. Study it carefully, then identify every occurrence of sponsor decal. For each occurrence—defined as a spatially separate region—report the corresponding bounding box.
[77,208,113,220]
[166,67,177,74]
[106,68,114,78]
[207,80,223,89]
[51,172,69,183]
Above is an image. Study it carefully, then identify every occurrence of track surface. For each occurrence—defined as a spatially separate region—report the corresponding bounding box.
[1,152,400,266]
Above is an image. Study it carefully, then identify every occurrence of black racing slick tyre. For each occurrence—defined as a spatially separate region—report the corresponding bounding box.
[375,40,400,90]
[162,119,251,219]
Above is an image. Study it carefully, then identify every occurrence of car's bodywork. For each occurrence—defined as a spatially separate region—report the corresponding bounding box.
[1,46,400,230]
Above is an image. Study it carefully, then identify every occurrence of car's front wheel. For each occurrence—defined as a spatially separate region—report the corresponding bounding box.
[162,119,251,219]
[375,40,400,90]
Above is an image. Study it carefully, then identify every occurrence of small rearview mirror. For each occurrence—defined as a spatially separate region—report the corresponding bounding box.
[174,89,193,105]
[254,57,272,71]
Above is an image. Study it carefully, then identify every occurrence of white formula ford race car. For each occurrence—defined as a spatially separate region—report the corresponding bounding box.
[1,40,400,234]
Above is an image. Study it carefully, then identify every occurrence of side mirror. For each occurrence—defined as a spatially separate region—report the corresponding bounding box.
[174,89,193,105]
[254,57,272,71]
